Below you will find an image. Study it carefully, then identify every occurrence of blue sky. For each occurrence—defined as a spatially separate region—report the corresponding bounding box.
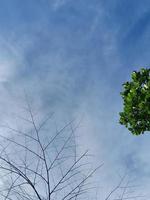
[0,0,150,199]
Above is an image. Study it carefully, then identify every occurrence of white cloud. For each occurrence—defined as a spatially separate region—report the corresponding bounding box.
[49,0,72,10]
[0,35,24,82]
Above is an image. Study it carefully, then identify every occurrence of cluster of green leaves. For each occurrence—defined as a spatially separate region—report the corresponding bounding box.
[119,68,150,135]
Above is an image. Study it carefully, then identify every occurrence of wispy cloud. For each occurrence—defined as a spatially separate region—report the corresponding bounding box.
[50,0,72,10]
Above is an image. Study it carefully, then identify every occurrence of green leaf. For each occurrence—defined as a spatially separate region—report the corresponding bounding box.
[119,68,150,135]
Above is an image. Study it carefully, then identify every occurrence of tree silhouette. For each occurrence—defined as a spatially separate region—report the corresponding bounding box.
[0,98,101,200]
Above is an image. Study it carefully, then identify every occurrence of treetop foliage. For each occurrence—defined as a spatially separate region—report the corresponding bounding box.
[119,68,150,135]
